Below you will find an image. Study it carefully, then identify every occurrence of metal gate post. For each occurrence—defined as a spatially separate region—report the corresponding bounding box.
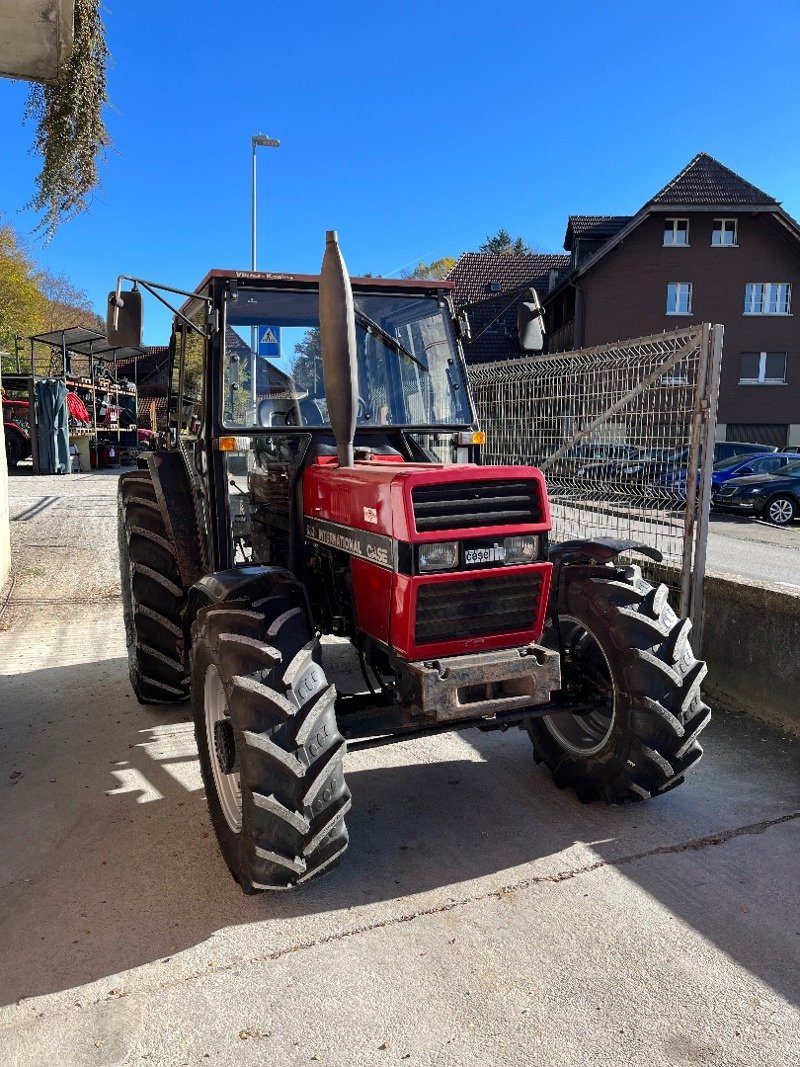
[690,323,724,639]
[679,326,710,618]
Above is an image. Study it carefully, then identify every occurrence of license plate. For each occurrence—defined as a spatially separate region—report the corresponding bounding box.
[464,543,505,566]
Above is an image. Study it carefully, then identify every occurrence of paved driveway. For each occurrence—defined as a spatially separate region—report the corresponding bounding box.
[707,511,800,589]
[0,469,798,1066]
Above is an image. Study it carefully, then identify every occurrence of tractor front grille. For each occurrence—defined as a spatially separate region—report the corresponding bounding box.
[412,479,542,532]
[415,572,543,645]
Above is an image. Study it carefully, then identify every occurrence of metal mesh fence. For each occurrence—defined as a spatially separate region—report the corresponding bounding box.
[468,325,723,625]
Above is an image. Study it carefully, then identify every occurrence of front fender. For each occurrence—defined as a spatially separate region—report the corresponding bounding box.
[185,566,313,647]
[548,538,662,614]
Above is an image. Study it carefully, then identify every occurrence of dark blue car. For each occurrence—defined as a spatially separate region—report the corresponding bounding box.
[711,452,798,488]
[649,449,790,504]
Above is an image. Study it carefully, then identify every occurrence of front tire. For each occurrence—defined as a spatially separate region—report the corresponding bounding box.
[526,565,710,803]
[191,592,350,892]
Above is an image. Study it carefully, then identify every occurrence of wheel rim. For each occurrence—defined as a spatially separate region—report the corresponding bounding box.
[542,616,616,756]
[204,664,242,833]
[768,498,793,524]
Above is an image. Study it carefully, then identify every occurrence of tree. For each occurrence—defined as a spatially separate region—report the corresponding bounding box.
[403,256,456,280]
[39,270,104,332]
[23,0,110,239]
[479,228,534,255]
[0,221,104,364]
[0,225,47,355]
[292,327,322,393]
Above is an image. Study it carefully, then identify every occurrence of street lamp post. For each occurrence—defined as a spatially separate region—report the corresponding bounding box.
[250,133,280,421]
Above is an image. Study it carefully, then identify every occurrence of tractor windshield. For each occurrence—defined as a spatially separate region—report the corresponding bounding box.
[222,287,471,429]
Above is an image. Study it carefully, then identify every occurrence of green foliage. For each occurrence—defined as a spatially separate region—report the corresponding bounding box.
[24,0,110,238]
[0,225,47,355]
[479,228,533,255]
[403,256,456,280]
[0,221,102,366]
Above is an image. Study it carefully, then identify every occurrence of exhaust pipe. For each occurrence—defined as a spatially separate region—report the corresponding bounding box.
[319,230,358,467]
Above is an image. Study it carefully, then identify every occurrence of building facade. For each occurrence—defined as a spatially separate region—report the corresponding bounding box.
[452,155,800,448]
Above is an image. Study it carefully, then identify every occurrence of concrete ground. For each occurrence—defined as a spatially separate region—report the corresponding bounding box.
[0,468,798,1067]
[706,512,800,590]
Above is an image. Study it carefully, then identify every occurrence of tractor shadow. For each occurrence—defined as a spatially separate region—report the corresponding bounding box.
[0,652,798,1008]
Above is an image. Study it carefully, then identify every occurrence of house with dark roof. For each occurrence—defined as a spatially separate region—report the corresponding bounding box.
[448,253,570,366]
[545,153,800,448]
[452,154,800,449]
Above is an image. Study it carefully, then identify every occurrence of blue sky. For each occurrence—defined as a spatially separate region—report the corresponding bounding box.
[1,0,799,343]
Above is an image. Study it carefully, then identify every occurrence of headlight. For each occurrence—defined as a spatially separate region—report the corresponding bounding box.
[418,541,459,572]
[504,535,539,564]
[743,487,765,495]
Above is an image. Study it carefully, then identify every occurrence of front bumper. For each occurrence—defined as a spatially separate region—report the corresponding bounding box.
[395,644,561,724]
[712,493,761,514]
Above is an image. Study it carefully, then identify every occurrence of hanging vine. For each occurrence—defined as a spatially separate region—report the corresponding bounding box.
[24,0,110,239]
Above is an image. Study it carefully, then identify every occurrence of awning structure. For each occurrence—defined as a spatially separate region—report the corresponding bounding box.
[28,327,105,348]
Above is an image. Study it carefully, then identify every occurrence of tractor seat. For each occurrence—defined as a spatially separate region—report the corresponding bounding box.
[257,397,324,427]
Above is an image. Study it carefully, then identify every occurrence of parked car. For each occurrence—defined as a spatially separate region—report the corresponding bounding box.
[711,460,800,525]
[711,452,797,488]
[2,397,32,467]
[551,442,640,476]
[577,446,679,481]
[712,440,779,461]
[648,444,785,504]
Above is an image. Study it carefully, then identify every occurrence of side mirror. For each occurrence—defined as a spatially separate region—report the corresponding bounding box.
[739,465,753,475]
[517,288,545,353]
[107,288,143,348]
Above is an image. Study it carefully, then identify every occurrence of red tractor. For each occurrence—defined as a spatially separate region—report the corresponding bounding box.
[114,233,710,893]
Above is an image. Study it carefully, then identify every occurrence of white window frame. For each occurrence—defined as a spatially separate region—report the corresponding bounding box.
[666,282,693,315]
[738,351,787,385]
[663,218,690,246]
[712,218,738,246]
[744,282,791,315]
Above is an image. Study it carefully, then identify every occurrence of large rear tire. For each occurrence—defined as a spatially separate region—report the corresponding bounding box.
[118,470,191,704]
[526,565,710,803]
[191,592,350,892]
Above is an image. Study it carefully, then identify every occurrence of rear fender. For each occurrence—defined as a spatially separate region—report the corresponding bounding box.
[142,450,206,587]
[548,538,662,614]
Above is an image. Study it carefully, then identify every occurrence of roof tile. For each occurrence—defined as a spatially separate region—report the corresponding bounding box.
[649,153,778,206]
[448,252,570,306]
[563,215,631,249]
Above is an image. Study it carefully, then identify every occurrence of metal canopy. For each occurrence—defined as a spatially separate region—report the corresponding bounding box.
[29,327,105,348]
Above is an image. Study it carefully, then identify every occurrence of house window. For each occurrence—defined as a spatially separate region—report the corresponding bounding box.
[739,351,787,384]
[744,282,791,315]
[712,219,738,246]
[663,219,689,246]
[666,282,692,314]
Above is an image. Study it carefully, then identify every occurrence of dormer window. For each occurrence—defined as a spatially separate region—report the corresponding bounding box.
[712,219,738,246]
[664,218,689,246]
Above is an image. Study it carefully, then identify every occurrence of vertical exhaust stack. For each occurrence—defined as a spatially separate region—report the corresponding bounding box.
[319,230,358,467]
